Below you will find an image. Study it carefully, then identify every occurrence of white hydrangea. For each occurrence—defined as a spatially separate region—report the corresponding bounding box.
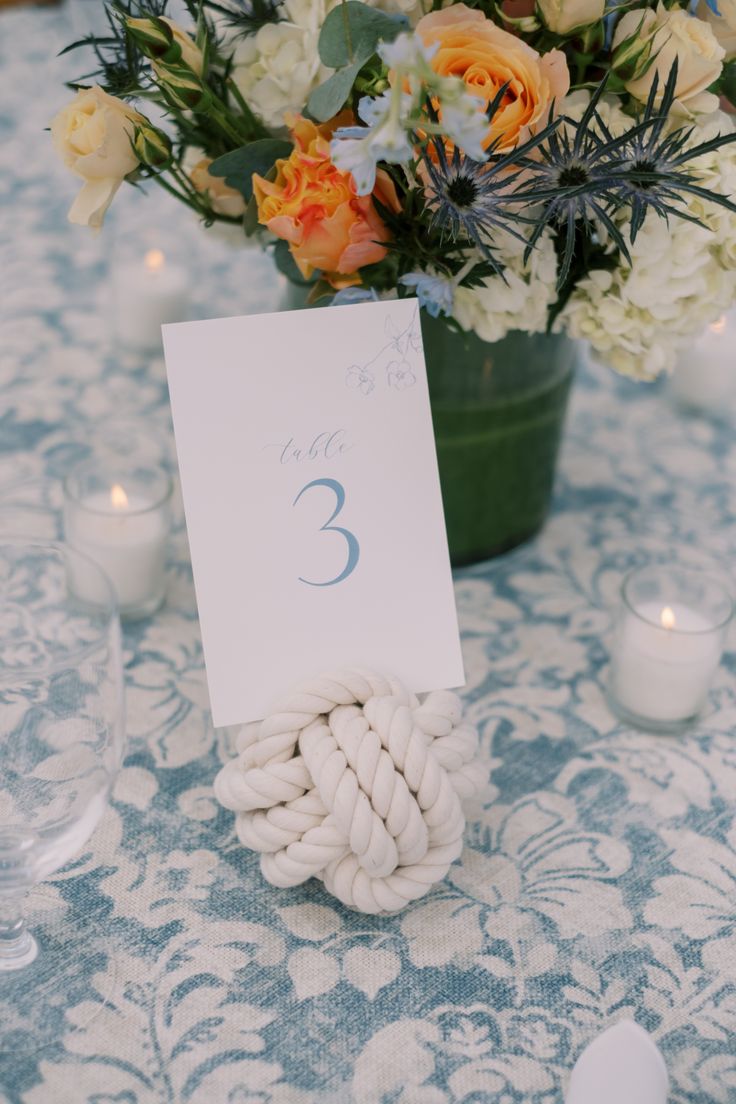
[452,228,558,344]
[556,93,736,379]
[231,0,331,130]
[232,0,426,130]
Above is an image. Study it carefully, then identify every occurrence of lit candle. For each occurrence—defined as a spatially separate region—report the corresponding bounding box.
[671,312,736,415]
[608,565,733,731]
[64,463,172,620]
[113,248,189,353]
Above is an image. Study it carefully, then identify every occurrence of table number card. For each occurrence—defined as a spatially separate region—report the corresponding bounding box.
[164,299,464,726]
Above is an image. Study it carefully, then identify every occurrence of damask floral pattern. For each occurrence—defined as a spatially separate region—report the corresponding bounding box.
[2,7,736,1101]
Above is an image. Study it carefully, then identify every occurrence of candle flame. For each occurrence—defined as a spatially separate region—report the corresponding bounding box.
[660,605,676,630]
[144,248,165,274]
[110,483,129,510]
[710,316,727,335]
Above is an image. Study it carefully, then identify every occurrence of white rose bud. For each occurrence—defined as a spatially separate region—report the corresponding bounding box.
[613,4,725,114]
[155,18,204,76]
[51,86,144,229]
[697,0,736,60]
[537,0,605,36]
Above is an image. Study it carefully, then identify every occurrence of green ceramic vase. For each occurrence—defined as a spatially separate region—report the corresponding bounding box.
[421,314,576,566]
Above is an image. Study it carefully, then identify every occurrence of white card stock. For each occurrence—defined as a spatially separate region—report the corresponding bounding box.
[164,299,464,726]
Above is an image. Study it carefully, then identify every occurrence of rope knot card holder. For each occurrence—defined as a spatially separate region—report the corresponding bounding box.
[214,669,481,914]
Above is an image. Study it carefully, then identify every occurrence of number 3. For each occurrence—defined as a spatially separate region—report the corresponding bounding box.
[293,478,360,587]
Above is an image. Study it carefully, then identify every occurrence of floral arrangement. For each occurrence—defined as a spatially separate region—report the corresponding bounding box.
[53,0,736,377]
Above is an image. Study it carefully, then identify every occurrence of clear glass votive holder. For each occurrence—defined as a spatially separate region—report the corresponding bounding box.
[608,565,733,733]
[670,311,736,418]
[63,461,173,621]
[110,227,190,354]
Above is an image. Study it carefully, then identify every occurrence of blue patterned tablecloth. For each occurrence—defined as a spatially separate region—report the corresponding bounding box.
[3,9,736,1102]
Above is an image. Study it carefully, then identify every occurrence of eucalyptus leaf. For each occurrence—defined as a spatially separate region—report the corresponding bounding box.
[308,58,364,122]
[274,239,314,286]
[318,2,408,69]
[244,194,260,237]
[208,138,292,201]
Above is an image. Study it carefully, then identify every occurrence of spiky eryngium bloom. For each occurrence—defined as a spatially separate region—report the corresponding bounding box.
[512,78,640,285]
[419,85,560,277]
[607,61,736,241]
[514,62,736,287]
[201,0,281,37]
[61,0,169,97]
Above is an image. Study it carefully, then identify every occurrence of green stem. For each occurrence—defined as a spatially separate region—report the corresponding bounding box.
[226,78,268,140]
[152,171,202,214]
[165,164,244,225]
[169,162,200,202]
[206,104,247,146]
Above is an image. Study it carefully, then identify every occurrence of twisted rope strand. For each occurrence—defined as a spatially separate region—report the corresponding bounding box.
[214,669,480,913]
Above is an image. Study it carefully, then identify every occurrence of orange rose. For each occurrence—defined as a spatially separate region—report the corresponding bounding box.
[416,3,569,153]
[253,114,398,288]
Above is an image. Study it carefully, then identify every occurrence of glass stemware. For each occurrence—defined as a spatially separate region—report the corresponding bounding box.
[0,541,124,992]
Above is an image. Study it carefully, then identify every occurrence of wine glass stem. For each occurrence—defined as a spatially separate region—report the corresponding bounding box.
[0,893,37,969]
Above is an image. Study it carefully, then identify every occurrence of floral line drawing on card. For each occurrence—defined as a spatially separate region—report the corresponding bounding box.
[345,307,420,396]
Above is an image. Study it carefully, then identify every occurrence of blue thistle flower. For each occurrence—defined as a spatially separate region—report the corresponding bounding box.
[608,61,736,242]
[419,84,560,276]
[515,62,736,287]
[514,77,637,285]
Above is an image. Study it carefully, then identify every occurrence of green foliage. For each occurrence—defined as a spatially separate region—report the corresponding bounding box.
[208,138,292,200]
[719,58,736,108]
[547,222,618,330]
[201,0,281,37]
[308,59,365,122]
[317,2,407,68]
[243,194,260,236]
[273,239,313,285]
[61,0,166,97]
[307,2,408,121]
[373,185,484,283]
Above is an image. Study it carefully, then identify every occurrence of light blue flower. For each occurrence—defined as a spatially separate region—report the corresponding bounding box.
[377,32,438,70]
[332,90,414,195]
[400,271,456,318]
[331,288,380,307]
[370,123,414,166]
[439,94,489,163]
[329,134,379,195]
[358,90,394,128]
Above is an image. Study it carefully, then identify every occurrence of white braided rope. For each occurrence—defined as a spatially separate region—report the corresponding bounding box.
[214,669,481,914]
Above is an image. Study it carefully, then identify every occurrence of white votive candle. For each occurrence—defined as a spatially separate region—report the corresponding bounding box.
[671,312,736,415]
[64,463,172,620]
[113,248,189,353]
[608,566,733,731]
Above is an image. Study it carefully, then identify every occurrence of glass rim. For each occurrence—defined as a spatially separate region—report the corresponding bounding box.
[621,564,735,635]
[0,537,119,681]
[63,461,173,517]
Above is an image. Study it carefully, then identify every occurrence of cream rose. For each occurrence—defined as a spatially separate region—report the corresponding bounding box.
[537,0,605,35]
[51,86,144,229]
[189,158,247,218]
[697,0,736,60]
[614,4,725,114]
